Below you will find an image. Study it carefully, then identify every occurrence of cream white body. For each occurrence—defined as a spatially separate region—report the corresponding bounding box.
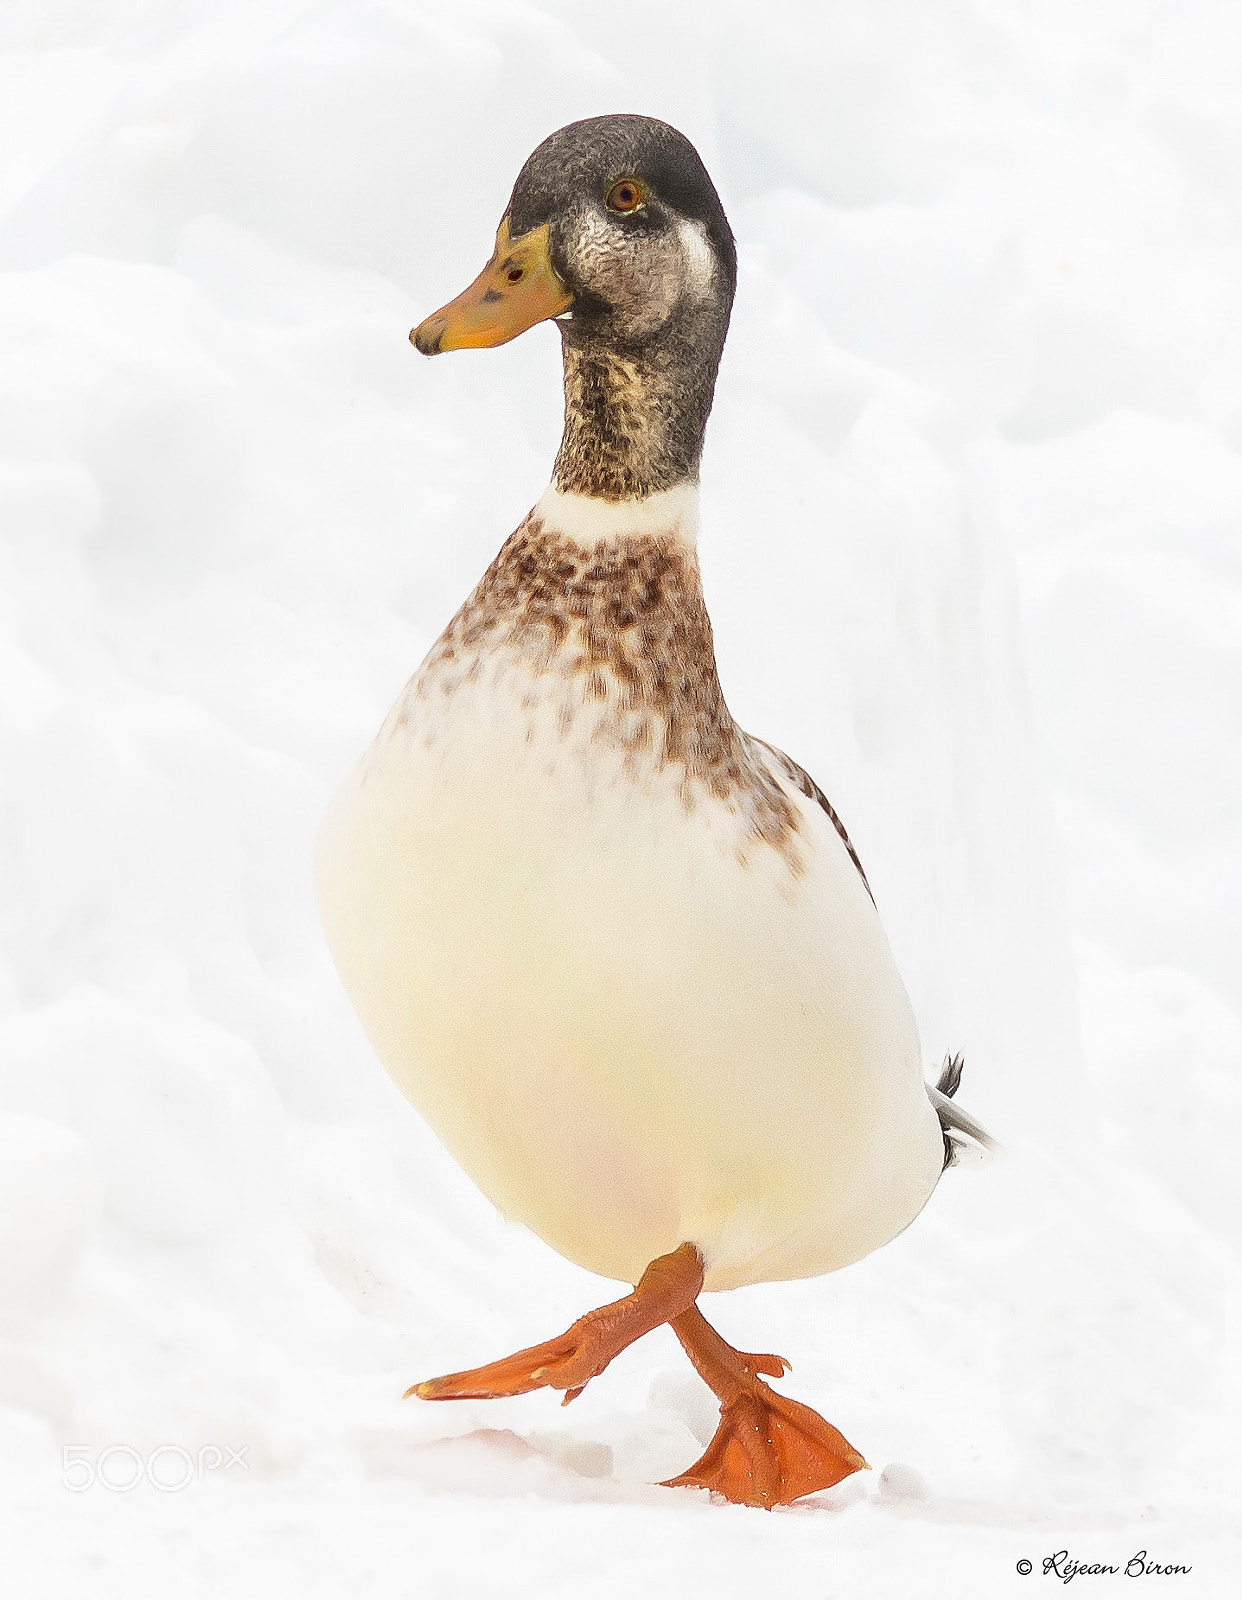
[317,488,944,1292]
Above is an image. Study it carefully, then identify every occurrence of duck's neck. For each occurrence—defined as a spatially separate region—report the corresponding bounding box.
[531,481,700,550]
[552,318,726,501]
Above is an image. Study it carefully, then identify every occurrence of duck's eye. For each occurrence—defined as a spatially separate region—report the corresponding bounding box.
[605,177,646,215]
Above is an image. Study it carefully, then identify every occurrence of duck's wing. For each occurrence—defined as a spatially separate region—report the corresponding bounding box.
[929,1053,1000,1168]
[750,742,998,1170]
[749,736,874,905]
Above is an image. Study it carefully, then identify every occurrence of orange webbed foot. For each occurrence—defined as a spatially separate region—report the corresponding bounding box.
[408,1329,606,1403]
[662,1384,868,1508]
[666,1305,868,1509]
[407,1241,705,1406]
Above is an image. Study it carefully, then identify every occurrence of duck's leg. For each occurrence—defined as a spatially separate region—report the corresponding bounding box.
[408,1241,704,1405]
[664,1304,868,1508]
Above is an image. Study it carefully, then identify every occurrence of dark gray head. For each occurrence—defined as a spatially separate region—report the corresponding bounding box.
[506,114,736,348]
[412,115,736,499]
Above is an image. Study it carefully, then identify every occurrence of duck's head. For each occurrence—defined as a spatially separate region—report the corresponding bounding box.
[411,115,736,500]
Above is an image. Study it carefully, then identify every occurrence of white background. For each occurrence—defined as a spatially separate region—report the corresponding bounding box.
[1,1,1239,1594]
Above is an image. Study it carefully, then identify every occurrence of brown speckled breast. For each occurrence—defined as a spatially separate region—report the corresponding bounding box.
[417,513,812,870]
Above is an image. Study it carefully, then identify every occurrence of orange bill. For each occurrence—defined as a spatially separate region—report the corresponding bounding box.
[410,219,572,355]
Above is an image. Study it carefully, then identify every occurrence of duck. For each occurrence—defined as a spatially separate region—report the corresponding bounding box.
[315,113,995,1509]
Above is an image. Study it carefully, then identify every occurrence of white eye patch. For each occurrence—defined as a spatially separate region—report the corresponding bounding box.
[565,206,717,334]
[574,203,615,271]
[676,218,717,299]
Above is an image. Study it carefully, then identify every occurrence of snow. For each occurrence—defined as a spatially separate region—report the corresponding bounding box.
[1,0,1239,1593]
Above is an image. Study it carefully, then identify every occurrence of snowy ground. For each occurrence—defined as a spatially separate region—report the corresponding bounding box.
[2,1,1240,1594]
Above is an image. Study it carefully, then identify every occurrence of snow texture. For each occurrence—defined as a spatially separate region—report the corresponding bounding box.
[1,1,1239,1594]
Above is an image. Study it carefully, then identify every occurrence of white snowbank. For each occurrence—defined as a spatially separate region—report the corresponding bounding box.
[1,1,1238,1594]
